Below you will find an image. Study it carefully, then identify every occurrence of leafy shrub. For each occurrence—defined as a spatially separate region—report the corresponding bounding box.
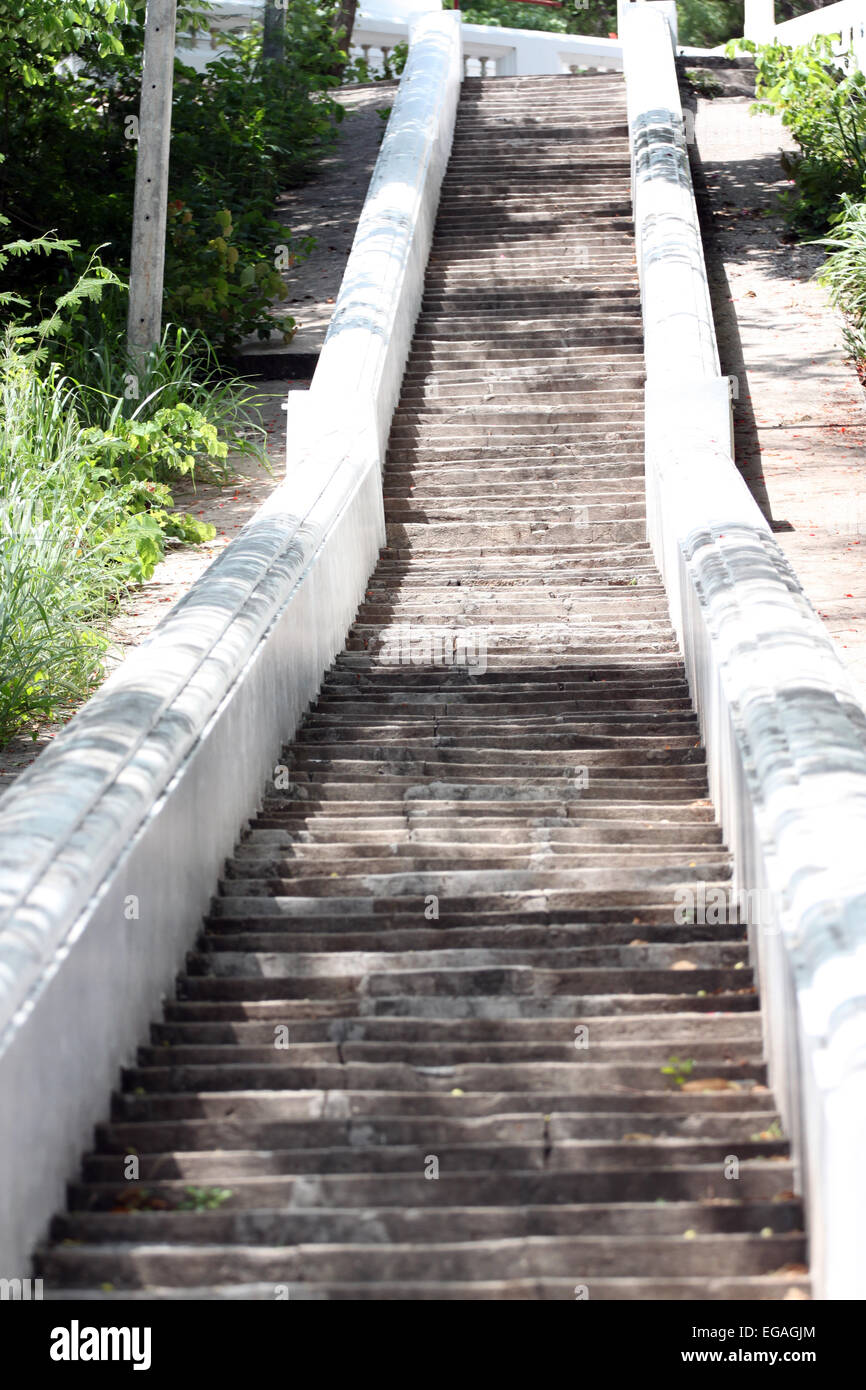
[59,298,268,480]
[817,195,866,372]
[0,225,270,744]
[731,35,866,232]
[164,203,294,352]
[0,2,345,349]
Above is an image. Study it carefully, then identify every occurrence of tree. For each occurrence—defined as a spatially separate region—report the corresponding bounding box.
[263,1,287,62]
[676,1,745,48]
[331,0,359,77]
[777,0,832,16]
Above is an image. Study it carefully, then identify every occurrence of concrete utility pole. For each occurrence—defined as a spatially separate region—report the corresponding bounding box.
[263,2,287,62]
[126,0,178,368]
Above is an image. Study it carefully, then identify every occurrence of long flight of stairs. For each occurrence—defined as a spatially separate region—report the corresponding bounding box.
[37,74,809,1300]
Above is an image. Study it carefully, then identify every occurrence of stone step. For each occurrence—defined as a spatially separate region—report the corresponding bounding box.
[50,1197,800,1246]
[120,1061,765,1095]
[39,1276,808,1300]
[111,1087,774,1122]
[36,1233,806,1287]
[79,1137,781,1185]
[186,942,746,975]
[149,1014,758,1043]
[243,816,713,838]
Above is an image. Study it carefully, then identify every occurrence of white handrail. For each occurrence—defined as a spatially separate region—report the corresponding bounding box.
[624,0,866,1300]
[0,9,463,1277]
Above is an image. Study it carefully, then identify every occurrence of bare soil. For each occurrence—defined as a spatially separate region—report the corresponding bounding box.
[689,94,866,707]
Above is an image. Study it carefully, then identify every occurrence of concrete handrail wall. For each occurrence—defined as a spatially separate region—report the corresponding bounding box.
[307,9,462,459]
[0,9,462,1275]
[623,1,866,1299]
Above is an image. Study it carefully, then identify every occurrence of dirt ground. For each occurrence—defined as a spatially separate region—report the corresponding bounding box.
[689,94,866,708]
[277,83,398,353]
[239,82,398,373]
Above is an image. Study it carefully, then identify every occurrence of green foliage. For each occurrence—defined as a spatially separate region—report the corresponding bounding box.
[0,336,125,742]
[458,0,743,46]
[61,306,268,481]
[0,230,269,744]
[178,1186,233,1211]
[459,0,573,37]
[661,1055,695,1088]
[0,2,344,349]
[344,38,408,82]
[0,0,131,87]
[684,68,725,98]
[456,0,619,39]
[730,34,866,231]
[677,0,743,49]
[165,201,295,352]
[817,195,866,369]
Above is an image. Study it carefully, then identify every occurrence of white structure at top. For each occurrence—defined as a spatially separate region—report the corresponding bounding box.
[177,0,624,76]
[360,0,442,19]
[178,0,866,77]
[355,0,623,77]
[745,0,866,69]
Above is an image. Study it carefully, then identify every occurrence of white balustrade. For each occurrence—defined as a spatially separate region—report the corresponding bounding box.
[745,0,866,70]
[175,2,625,77]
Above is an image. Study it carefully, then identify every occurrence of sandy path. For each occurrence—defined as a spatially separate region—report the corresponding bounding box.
[690,94,866,708]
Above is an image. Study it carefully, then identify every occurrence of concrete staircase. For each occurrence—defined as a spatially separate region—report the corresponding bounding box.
[36,75,809,1300]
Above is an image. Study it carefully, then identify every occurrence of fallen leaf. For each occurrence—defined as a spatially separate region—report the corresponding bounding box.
[682,1078,736,1092]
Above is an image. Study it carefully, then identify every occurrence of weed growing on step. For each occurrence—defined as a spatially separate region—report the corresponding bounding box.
[178,1187,233,1212]
[661,1056,695,1088]
[751,1120,784,1142]
[684,69,725,99]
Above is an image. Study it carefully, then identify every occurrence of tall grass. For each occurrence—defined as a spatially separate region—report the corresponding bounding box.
[60,296,269,482]
[0,290,270,747]
[817,196,866,371]
[0,339,129,743]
